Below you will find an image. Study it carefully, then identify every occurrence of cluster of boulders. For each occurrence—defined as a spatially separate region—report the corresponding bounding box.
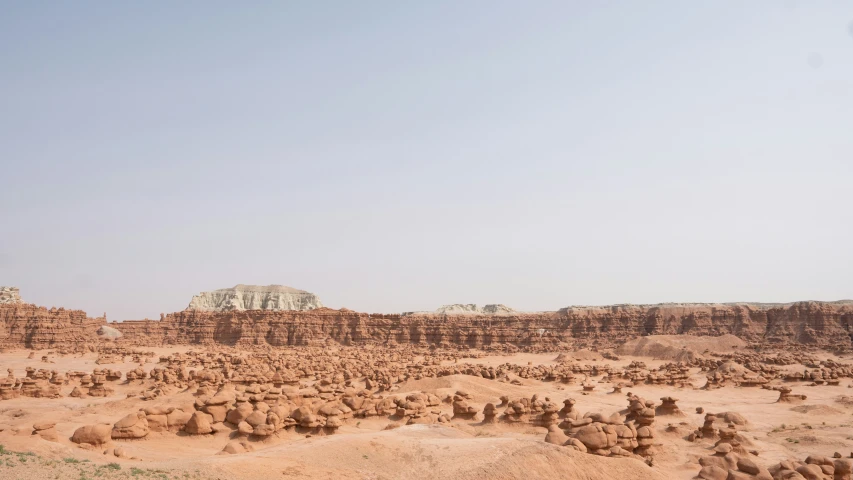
[497,394,561,426]
[701,361,766,389]
[451,390,478,419]
[645,351,853,390]
[394,391,449,425]
[0,365,131,400]
[695,354,853,388]
[2,367,63,398]
[768,455,853,480]
[696,443,770,479]
[68,382,366,453]
[7,338,849,410]
[617,362,693,387]
[541,393,659,462]
[692,410,768,479]
[68,378,456,453]
[438,358,699,389]
[9,340,853,471]
[697,451,853,480]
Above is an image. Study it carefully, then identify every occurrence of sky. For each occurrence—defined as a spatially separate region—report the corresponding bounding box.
[1,1,852,320]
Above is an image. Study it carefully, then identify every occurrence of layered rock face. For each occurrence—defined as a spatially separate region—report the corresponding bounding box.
[114,308,563,348]
[2,294,851,350]
[557,301,853,347]
[0,287,106,348]
[187,285,323,312]
[0,303,105,348]
[111,301,853,350]
[0,287,22,304]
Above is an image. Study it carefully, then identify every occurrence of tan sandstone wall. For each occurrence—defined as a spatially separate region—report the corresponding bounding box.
[0,303,106,349]
[110,302,853,350]
[2,300,851,350]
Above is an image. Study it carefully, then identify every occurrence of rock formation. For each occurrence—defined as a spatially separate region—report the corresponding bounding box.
[71,424,112,446]
[32,422,59,442]
[2,294,853,351]
[111,411,149,439]
[434,304,516,315]
[97,325,123,340]
[0,286,22,304]
[110,301,853,350]
[187,284,323,312]
[0,302,105,349]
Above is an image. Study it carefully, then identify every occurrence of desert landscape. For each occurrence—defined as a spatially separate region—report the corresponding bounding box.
[4,2,850,479]
[0,285,852,480]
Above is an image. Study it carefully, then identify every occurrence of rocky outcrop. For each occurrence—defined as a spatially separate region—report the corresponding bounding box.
[558,302,853,348]
[97,325,123,339]
[114,309,406,347]
[0,287,22,305]
[0,303,105,349]
[186,284,323,312]
[2,296,852,351]
[71,424,112,446]
[114,308,577,348]
[434,304,516,315]
[403,304,517,315]
[110,301,853,350]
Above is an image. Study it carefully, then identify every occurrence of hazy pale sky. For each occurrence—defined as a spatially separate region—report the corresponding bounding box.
[1,1,851,320]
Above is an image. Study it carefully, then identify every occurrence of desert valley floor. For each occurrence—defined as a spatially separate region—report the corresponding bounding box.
[2,341,853,480]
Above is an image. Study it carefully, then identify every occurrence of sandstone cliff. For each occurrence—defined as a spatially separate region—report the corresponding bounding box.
[186,284,323,312]
[0,287,22,304]
[0,303,105,349]
[2,295,851,351]
[110,301,853,351]
[0,288,106,348]
[557,301,853,347]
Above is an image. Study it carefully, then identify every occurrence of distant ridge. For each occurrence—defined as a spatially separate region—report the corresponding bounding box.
[558,300,853,313]
[187,284,323,312]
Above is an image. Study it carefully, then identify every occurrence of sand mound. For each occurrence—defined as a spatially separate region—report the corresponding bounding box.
[616,334,746,360]
[208,424,666,480]
[790,405,844,416]
[397,374,532,403]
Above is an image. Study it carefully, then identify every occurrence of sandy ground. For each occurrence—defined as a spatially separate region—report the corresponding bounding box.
[1,347,852,479]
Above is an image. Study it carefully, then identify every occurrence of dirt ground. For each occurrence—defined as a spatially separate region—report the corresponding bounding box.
[1,347,851,479]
